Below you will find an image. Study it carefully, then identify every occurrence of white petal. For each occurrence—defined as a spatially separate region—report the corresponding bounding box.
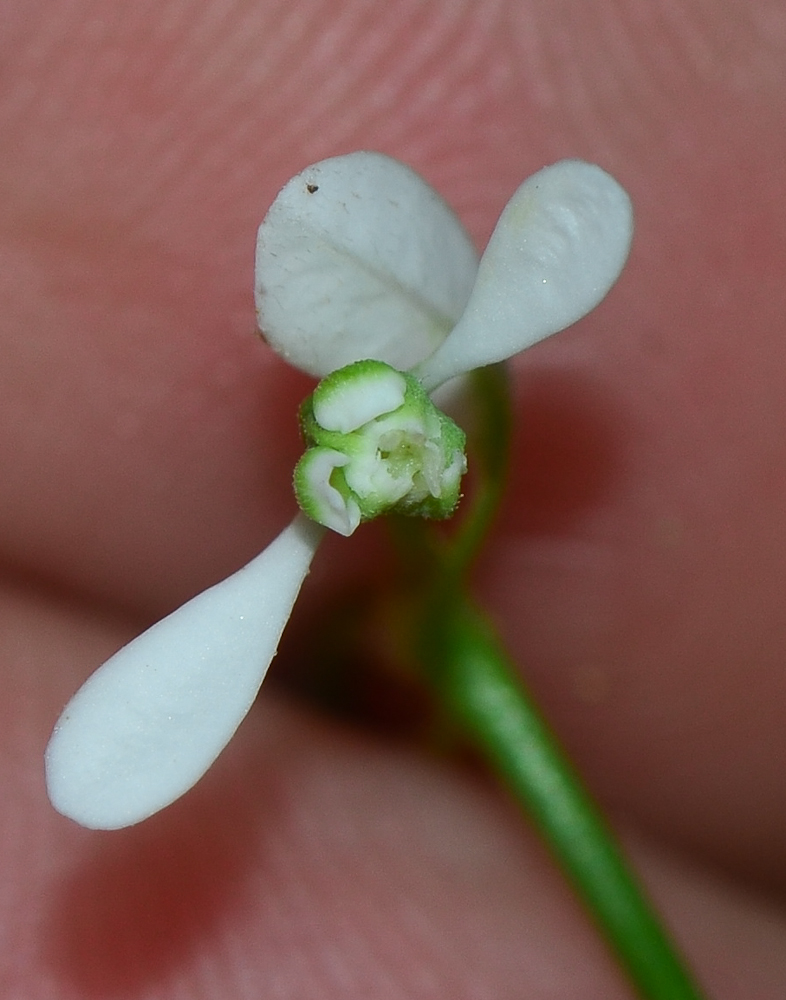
[45,515,324,830]
[255,152,479,377]
[414,160,633,392]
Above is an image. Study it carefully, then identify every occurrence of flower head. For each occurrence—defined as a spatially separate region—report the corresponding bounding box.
[294,359,467,536]
[45,153,633,830]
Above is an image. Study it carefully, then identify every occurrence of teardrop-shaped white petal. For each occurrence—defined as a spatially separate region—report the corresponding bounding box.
[255,152,479,377]
[414,160,633,392]
[45,515,324,830]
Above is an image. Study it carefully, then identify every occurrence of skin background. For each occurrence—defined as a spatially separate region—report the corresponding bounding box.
[2,0,786,996]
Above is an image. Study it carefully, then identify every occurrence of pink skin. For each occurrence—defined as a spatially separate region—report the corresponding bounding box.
[3,1,786,996]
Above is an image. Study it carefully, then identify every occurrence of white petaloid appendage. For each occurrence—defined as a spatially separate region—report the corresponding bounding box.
[255,152,479,377]
[414,159,633,391]
[45,515,324,830]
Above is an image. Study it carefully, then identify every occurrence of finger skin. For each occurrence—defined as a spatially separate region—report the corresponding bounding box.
[2,0,786,995]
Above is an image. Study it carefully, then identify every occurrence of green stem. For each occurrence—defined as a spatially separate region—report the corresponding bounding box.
[442,364,511,576]
[391,357,705,996]
[422,594,706,1000]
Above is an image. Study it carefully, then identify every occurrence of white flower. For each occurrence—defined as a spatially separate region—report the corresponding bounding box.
[45,153,633,830]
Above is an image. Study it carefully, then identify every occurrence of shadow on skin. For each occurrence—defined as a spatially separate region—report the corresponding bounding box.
[502,363,631,537]
[41,735,280,998]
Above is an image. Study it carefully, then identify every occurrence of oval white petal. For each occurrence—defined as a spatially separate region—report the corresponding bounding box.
[45,515,324,830]
[255,152,479,377]
[414,160,633,392]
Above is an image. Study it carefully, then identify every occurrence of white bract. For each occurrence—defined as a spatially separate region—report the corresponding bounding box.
[45,152,633,830]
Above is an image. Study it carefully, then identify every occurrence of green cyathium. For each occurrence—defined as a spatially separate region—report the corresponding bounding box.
[294,360,467,536]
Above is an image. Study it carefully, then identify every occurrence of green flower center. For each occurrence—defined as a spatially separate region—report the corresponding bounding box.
[293,360,467,535]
